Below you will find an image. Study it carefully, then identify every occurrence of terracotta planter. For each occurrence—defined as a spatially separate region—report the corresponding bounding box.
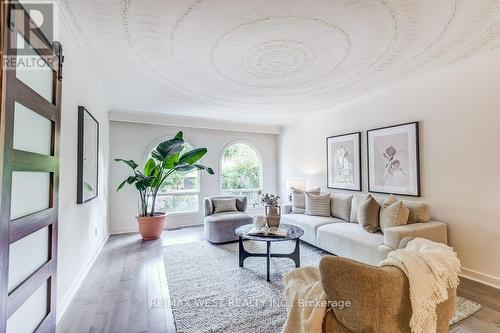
[136,214,166,240]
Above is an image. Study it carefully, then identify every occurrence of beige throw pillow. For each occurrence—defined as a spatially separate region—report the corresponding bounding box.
[291,187,320,214]
[305,193,331,217]
[350,194,370,223]
[330,193,353,222]
[402,200,430,224]
[212,198,237,213]
[380,195,410,232]
[357,195,380,233]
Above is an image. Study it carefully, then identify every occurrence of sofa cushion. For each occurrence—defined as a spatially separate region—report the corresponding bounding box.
[305,193,331,217]
[380,195,409,232]
[205,196,247,215]
[350,194,371,223]
[204,211,253,243]
[358,196,380,233]
[204,211,252,224]
[291,187,320,214]
[316,223,392,266]
[402,200,430,223]
[330,193,352,221]
[281,214,339,246]
[212,198,237,213]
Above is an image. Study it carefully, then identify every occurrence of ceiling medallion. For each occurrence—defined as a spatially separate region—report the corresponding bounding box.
[241,40,315,79]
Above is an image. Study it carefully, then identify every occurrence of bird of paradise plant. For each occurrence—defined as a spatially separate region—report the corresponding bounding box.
[115,131,214,217]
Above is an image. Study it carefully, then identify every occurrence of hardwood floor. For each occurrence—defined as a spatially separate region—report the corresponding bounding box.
[58,226,500,333]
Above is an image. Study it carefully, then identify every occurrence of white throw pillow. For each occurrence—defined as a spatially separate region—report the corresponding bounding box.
[305,193,331,217]
[212,198,237,213]
[291,187,320,214]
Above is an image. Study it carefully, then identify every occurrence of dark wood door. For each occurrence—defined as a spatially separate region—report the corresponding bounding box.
[0,1,63,332]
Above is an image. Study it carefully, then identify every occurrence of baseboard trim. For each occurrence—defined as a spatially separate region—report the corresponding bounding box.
[56,234,110,323]
[110,223,204,235]
[460,267,500,290]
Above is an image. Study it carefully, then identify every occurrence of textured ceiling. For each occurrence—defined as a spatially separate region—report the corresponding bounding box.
[63,0,500,124]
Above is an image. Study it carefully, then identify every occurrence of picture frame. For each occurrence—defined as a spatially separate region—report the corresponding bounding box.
[326,132,362,191]
[77,106,99,203]
[367,121,420,196]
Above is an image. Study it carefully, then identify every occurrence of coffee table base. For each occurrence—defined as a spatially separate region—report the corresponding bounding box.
[238,237,301,281]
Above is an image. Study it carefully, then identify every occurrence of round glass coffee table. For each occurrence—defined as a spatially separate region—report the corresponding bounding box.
[235,224,304,281]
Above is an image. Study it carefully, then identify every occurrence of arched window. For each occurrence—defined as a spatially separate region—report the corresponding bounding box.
[220,142,262,208]
[145,140,200,214]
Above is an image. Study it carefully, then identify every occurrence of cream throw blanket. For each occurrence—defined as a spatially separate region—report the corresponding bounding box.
[282,266,328,333]
[380,238,461,333]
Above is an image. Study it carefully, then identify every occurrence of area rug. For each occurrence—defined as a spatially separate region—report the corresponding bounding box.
[163,240,481,333]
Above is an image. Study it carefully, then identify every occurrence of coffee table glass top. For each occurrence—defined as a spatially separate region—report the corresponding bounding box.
[235,224,304,242]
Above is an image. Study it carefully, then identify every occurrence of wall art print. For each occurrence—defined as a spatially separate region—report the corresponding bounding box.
[327,132,361,191]
[77,106,99,203]
[367,122,420,196]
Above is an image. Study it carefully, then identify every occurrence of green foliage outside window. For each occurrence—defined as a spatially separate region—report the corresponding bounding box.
[221,143,262,208]
[221,143,260,190]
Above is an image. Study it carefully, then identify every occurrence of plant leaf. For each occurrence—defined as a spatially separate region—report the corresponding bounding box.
[174,131,183,140]
[143,158,157,176]
[117,179,128,191]
[115,159,138,170]
[163,153,180,169]
[117,175,138,191]
[135,176,153,191]
[174,164,196,173]
[151,150,164,161]
[174,163,214,174]
[177,148,207,165]
[192,164,214,174]
[153,138,184,160]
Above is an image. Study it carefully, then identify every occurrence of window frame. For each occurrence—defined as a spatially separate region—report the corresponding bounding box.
[144,135,202,216]
[219,140,263,208]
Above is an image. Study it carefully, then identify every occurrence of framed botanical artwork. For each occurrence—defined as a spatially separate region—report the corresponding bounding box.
[77,106,99,203]
[367,122,420,196]
[326,132,362,191]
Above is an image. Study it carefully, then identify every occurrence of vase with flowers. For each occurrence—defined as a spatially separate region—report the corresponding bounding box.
[261,193,281,228]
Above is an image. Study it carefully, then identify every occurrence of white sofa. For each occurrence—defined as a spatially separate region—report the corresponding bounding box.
[281,193,447,266]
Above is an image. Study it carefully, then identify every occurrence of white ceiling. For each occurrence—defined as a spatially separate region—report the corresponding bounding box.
[63,0,500,125]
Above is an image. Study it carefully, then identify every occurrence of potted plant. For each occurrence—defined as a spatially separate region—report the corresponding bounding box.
[115,131,214,240]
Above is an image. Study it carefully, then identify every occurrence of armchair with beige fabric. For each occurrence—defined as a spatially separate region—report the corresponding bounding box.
[319,255,456,333]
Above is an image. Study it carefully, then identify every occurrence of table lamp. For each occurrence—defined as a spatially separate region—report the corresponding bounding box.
[286,178,305,202]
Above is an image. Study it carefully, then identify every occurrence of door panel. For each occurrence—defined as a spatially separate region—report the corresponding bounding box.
[0,2,63,332]
[10,171,51,219]
[8,226,49,292]
[6,280,49,333]
[13,101,53,155]
[15,33,55,103]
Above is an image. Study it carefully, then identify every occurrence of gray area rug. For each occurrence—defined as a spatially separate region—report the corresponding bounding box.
[163,240,481,333]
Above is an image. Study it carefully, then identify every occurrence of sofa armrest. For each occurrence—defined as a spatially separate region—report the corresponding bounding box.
[281,203,292,215]
[204,197,214,216]
[319,255,408,332]
[383,221,447,249]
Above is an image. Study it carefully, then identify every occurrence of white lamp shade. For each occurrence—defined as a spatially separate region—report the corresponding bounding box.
[286,178,305,191]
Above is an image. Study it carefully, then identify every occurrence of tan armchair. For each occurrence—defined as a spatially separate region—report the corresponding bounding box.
[319,255,456,333]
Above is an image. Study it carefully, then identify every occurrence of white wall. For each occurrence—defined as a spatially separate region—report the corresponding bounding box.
[55,20,110,320]
[280,48,500,288]
[109,121,279,233]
